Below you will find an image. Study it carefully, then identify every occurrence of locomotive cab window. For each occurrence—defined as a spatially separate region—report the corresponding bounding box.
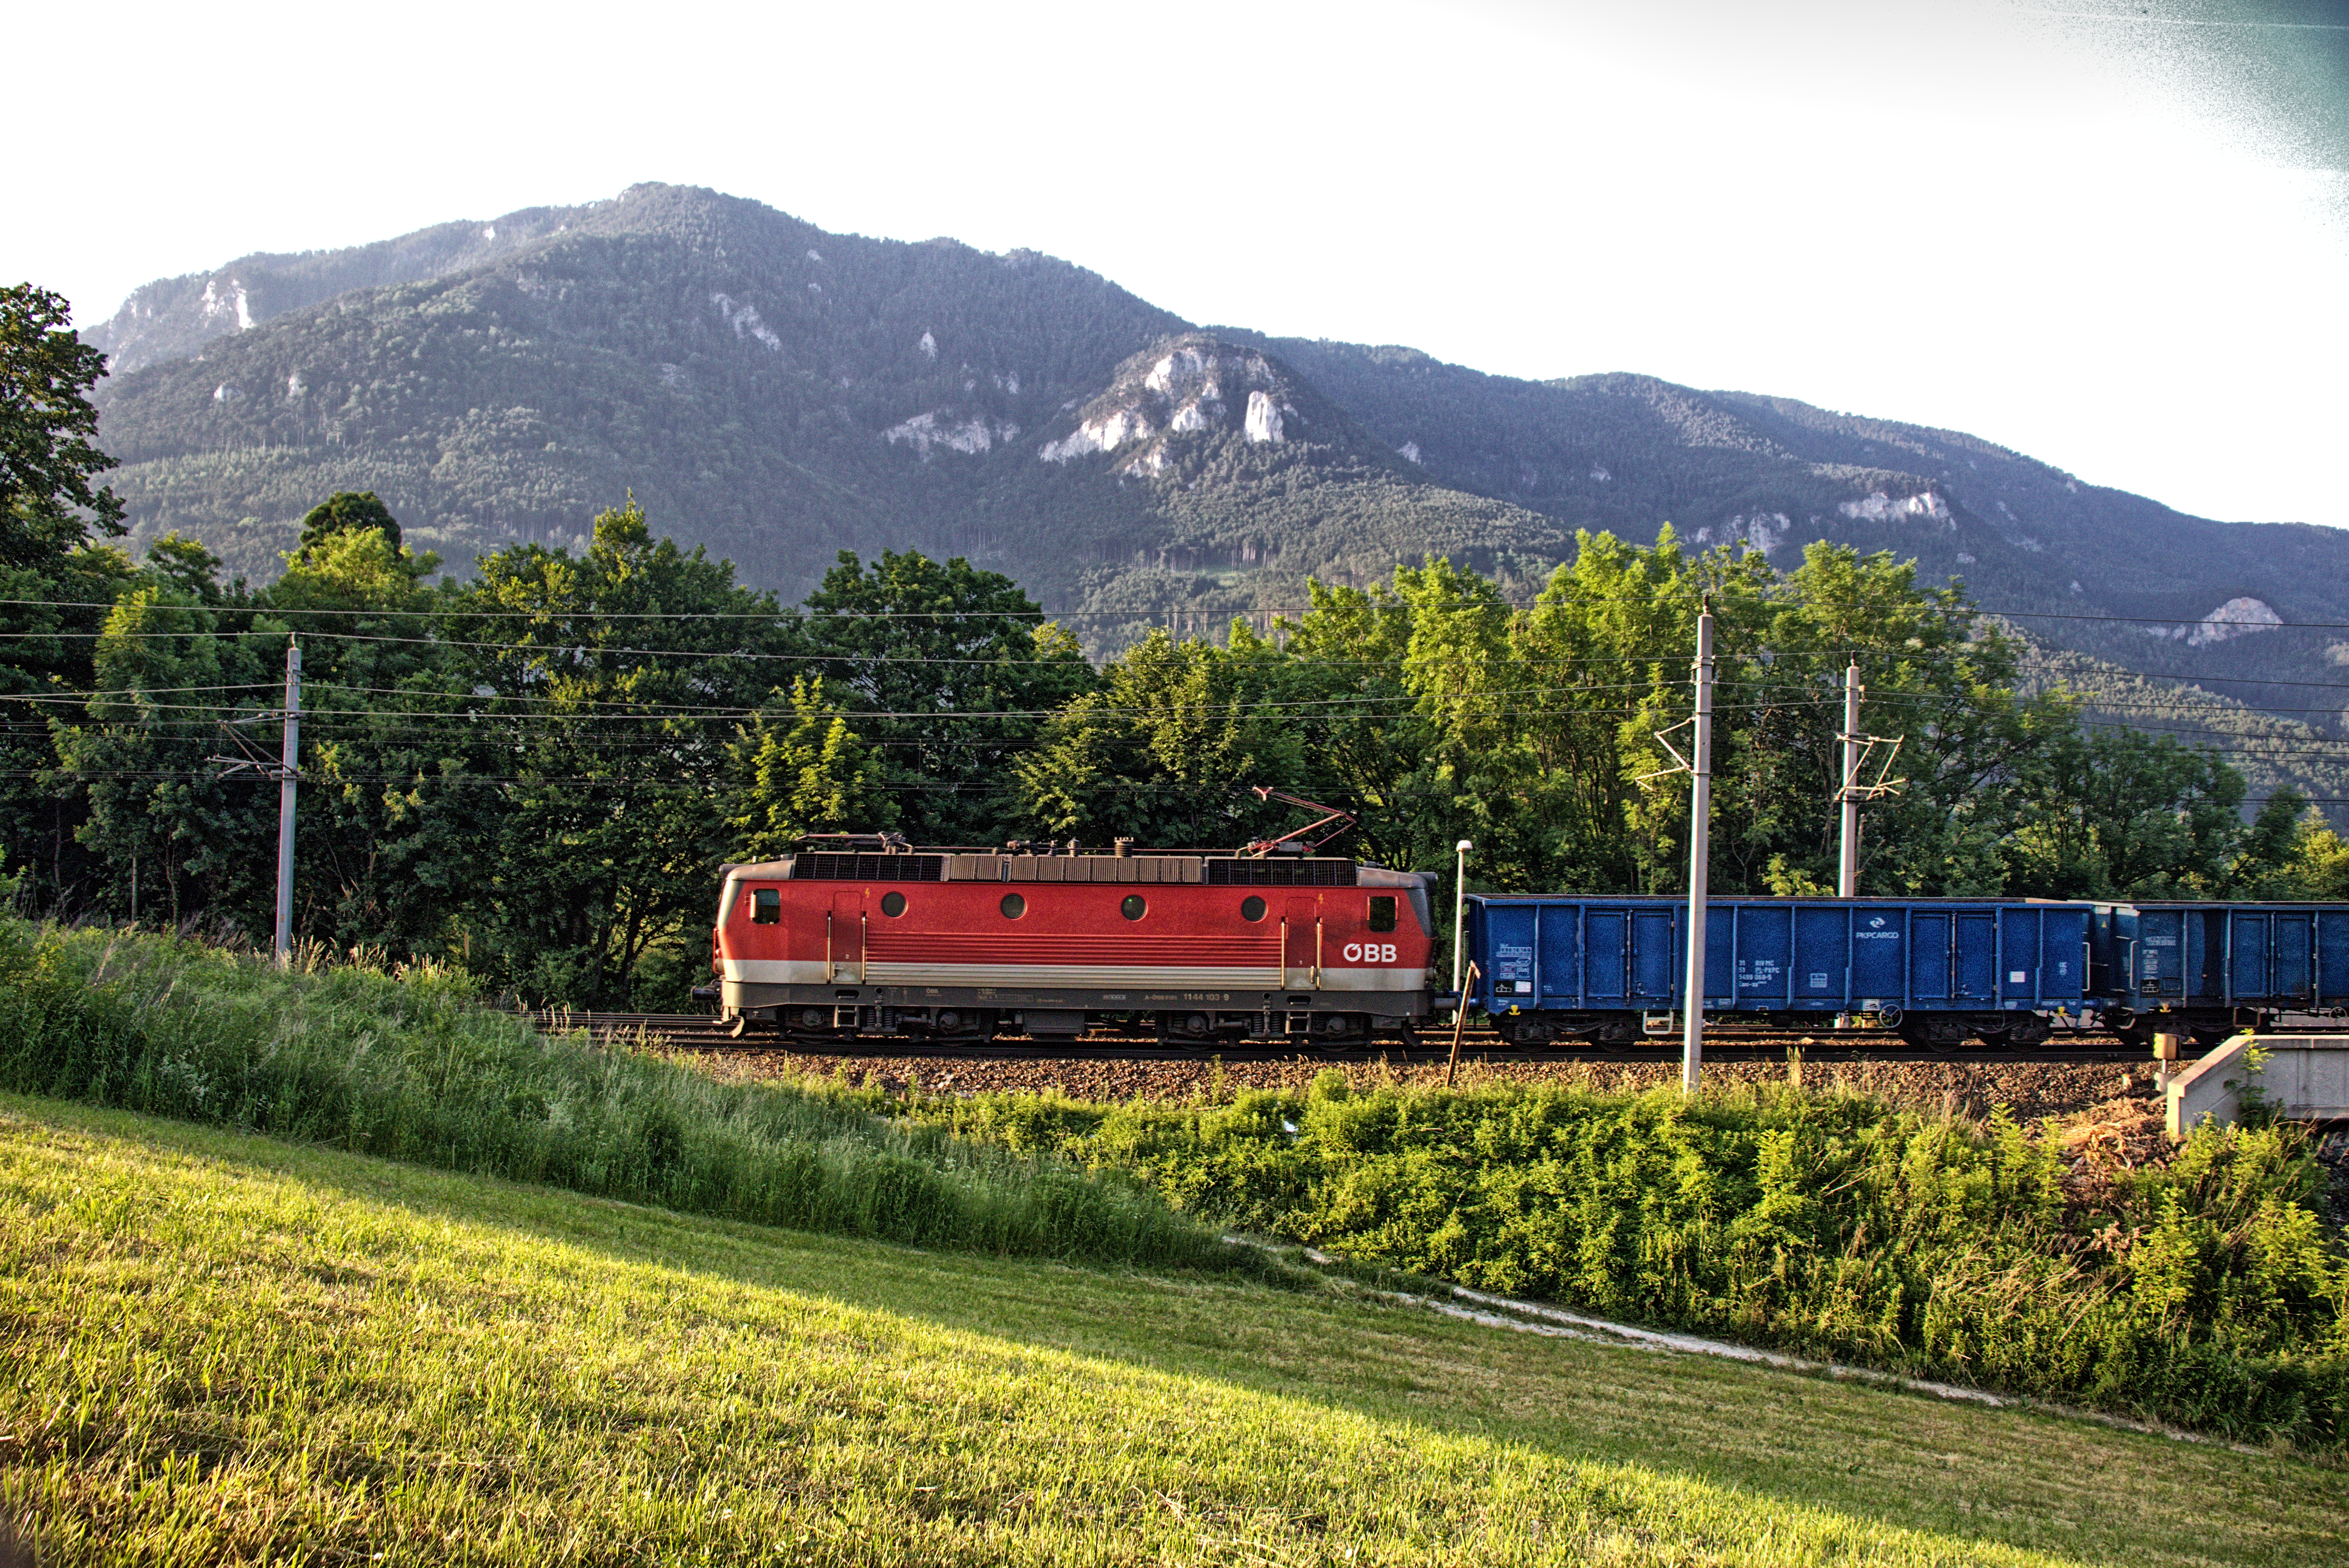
[1121,894,1146,921]
[880,890,907,917]
[1000,893,1026,919]
[1368,896,1397,933]
[751,888,781,925]
[1240,896,1267,922]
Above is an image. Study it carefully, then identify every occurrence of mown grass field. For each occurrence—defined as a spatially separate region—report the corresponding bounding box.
[3,1094,2344,1566]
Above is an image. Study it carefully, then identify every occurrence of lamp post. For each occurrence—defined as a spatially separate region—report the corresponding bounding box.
[1452,838,1473,997]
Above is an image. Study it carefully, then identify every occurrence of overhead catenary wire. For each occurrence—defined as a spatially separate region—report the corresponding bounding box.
[15,593,2349,761]
[23,596,2349,628]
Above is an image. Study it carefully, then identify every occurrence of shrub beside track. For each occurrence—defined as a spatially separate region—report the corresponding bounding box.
[909,1073,2349,1448]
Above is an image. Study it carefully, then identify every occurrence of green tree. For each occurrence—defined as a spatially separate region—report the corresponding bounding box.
[728,677,883,859]
[1017,624,1315,850]
[796,550,1094,845]
[1,283,124,568]
[259,512,478,953]
[295,490,402,557]
[47,561,284,926]
[448,497,792,1005]
[2002,728,2299,898]
[1713,541,2065,899]
[0,285,135,909]
[1011,532,2253,906]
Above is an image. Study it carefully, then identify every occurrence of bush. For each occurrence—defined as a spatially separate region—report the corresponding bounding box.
[911,1077,2349,1448]
[0,920,1244,1275]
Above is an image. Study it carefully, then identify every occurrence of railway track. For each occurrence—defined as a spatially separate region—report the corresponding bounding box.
[525,1010,2145,1064]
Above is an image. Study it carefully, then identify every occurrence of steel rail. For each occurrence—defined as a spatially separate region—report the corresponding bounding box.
[526,1011,2150,1065]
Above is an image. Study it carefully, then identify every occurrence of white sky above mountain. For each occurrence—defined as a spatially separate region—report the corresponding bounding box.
[18,0,2346,527]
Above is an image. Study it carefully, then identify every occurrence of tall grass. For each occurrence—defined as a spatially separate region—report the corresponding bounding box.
[911,1071,2349,1448]
[0,919,1241,1272]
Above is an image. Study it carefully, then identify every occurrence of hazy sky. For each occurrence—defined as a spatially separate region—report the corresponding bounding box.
[16,0,2346,526]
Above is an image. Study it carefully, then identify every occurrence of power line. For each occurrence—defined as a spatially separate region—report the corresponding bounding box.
[26,592,2349,631]
[1989,608,2349,631]
[0,623,1752,670]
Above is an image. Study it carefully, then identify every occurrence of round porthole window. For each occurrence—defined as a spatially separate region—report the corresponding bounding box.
[1000,893,1026,919]
[1240,895,1267,922]
[880,890,907,917]
[1121,894,1146,921]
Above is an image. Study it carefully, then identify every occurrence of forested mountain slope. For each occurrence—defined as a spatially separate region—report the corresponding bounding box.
[1242,336,2349,710]
[2014,634,2349,818]
[86,183,2345,708]
[84,203,596,374]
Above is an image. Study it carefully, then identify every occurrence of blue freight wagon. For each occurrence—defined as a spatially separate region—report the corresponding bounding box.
[1465,896,2094,1048]
[2090,902,2349,1045]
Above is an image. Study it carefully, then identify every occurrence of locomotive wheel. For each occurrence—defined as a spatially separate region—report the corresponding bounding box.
[775,1006,835,1045]
[934,1009,1002,1043]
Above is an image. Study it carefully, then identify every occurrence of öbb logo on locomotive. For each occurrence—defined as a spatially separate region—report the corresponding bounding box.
[708,831,2349,1049]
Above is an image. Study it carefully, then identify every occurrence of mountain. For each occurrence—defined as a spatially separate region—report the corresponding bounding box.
[1226,337,2349,702]
[84,183,2349,711]
[85,205,595,375]
[2012,633,2349,817]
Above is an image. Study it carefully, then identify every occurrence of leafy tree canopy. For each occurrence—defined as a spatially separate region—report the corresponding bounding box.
[0,284,124,571]
[295,490,402,557]
[796,549,1095,844]
[23,484,2345,1006]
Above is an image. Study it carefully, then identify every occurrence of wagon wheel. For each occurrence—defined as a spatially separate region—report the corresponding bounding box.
[1582,1015,1638,1050]
[1996,1013,2053,1048]
[1900,1016,1968,1054]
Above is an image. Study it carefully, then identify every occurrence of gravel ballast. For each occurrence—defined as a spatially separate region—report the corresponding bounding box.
[698,1047,2164,1123]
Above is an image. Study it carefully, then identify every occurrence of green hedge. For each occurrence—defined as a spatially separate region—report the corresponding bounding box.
[0,920,1240,1274]
[914,1071,2349,1448]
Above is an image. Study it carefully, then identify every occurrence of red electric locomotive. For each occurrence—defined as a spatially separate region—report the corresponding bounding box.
[712,834,1439,1043]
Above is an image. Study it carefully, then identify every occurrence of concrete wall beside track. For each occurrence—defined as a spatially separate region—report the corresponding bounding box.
[2167,1036,2349,1137]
